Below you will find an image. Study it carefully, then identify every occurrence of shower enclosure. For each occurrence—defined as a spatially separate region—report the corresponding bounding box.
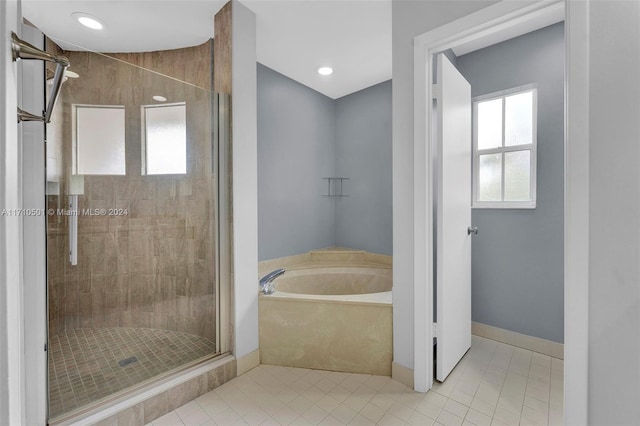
[44,39,224,420]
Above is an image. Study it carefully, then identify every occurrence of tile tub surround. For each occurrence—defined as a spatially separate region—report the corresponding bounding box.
[275,267,392,296]
[258,248,392,376]
[258,247,392,277]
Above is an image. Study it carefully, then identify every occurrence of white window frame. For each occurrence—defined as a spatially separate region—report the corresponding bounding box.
[140,101,187,176]
[472,84,537,209]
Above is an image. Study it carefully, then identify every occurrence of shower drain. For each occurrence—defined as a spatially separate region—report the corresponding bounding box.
[118,356,139,367]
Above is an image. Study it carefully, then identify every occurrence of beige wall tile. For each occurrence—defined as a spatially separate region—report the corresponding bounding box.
[47,41,217,344]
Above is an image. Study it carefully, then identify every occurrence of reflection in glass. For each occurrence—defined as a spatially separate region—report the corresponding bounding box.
[478,153,502,201]
[504,150,531,201]
[505,91,533,146]
[477,98,502,149]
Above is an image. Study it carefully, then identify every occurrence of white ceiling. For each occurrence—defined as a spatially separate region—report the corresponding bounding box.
[244,0,392,99]
[22,0,562,100]
[22,1,227,53]
[22,0,392,99]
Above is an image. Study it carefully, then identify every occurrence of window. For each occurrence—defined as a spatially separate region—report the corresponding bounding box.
[73,105,126,175]
[473,86,537,208]
[141,102,187,175]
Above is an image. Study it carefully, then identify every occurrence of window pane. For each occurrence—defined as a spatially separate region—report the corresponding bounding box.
[505,91,533,146]
[478,153,502,201]
[504,150,531,201]
[477,98,502,149]
[145,104,187,175]
[76,105,126,175]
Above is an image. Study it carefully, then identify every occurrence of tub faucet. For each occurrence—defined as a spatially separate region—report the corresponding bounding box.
[259,268,285,295]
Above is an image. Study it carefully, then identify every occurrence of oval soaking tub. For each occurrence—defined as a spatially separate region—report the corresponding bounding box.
[258,249,392,376]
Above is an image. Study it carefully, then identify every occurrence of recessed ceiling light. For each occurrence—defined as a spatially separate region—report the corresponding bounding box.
[317,66,333,76]
[153,95,167,102]
[72,12,104,30]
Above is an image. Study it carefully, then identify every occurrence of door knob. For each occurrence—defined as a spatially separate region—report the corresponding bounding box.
[467,226,478,235]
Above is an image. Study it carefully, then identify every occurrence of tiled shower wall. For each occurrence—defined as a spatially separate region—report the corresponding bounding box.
[47,41,217,343]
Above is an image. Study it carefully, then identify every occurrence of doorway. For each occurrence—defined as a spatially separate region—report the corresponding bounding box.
[412,0,588,423]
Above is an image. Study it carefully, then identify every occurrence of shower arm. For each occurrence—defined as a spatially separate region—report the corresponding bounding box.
[11,32,70,123]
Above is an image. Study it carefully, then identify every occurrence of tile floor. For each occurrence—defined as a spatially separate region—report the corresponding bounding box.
[49,327,216,419]
[149,336,563,425]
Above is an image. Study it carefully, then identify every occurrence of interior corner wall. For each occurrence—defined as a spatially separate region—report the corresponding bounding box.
[257,64,336,261]
[335,80,392,256]
[391,0,498,372]
[257,64,392,261]
[455,22,565,343]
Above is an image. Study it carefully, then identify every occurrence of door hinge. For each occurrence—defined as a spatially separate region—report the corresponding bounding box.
[432,323,438,338]
[432,84,438,100]
[44,342,48,352]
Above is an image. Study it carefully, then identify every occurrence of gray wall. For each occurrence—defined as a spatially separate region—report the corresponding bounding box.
[335,81,392,255]
[456,23,565,343]
[257,63,336,260]
[257,65,392,260]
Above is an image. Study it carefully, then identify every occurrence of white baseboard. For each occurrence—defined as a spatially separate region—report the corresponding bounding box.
[392,361,414,389]
[237,348,260,375]
[472,322,564,359]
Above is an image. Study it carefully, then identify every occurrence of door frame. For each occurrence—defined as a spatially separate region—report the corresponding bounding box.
[412,0,589,424]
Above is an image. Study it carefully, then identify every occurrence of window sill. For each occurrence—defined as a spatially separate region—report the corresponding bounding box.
[472,202,536,209]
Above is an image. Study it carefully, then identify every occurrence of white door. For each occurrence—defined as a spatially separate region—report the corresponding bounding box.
[435,53,472,382]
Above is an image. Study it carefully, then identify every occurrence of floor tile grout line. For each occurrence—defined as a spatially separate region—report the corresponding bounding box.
[158,336,562,426]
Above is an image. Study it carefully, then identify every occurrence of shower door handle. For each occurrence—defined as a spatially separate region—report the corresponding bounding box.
[467,226,478,235]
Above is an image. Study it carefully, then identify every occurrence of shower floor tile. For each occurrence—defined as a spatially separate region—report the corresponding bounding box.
[48,327,216,420]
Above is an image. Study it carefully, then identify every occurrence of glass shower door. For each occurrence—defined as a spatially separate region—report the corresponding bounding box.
[44,40,222,420]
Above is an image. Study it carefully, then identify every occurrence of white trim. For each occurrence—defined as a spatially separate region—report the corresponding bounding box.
[472,86,537,209]
[414,1,565,53]
[412,3,587,421]
[564,0,589,423]
[472,83,538,103]
[412,25,432,393]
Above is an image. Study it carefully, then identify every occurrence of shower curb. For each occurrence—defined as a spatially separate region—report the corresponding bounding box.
[50,354,236,426]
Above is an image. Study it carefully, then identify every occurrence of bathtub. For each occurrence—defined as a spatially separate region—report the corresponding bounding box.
[258,249,392,376]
